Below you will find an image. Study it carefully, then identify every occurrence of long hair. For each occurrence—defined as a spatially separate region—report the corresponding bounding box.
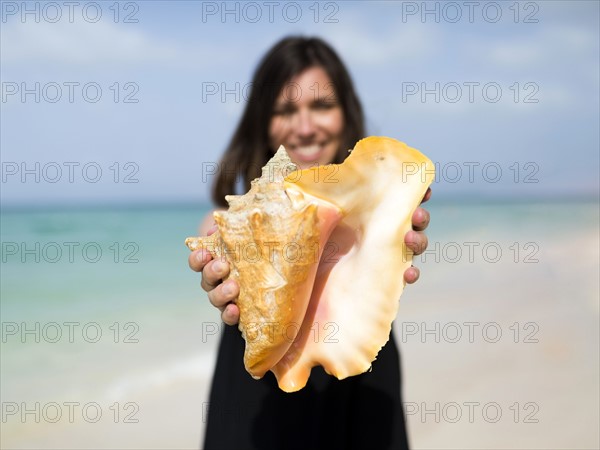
[212,36,365,207]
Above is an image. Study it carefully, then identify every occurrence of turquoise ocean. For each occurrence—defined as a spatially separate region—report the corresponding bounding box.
[1,205,217,407]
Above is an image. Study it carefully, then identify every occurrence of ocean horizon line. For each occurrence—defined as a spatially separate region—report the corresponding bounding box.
[1,193,598,213]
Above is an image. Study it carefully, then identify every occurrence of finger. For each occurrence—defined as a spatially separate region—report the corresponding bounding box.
[411,207,430,231]
[188,249,212,272]
[421,187,432,204]
[405,229,428,255]
[222,303,240,326]
[404,266,420,284]
[200,258,230,291]
[206,224,218,236]
[207,279,239,308]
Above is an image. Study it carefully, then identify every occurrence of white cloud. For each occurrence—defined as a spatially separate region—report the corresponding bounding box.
[0,19,248,71]
[1,20,187,66]
[325,21,439,67]
[483,25,598,69]
[488,41,544,67]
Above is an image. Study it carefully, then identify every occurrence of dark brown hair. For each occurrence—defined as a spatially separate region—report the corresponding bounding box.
[212,36,365,206]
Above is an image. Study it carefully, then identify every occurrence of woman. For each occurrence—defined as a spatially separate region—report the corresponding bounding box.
[189,36,431,450]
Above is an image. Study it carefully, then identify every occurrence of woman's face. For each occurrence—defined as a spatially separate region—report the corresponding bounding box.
[269,66,344,169]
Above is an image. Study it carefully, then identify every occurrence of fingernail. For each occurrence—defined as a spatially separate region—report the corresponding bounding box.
[222,281,233,297]
[196,252,208,263]
[213,260,224,273]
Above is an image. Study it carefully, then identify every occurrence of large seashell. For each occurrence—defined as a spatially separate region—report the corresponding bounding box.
[186,136,435,392]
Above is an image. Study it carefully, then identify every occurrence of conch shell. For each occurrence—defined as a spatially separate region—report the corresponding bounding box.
[186,136,434,392]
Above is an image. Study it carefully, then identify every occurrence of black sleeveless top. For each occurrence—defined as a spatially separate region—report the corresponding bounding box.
[203,324,409,450]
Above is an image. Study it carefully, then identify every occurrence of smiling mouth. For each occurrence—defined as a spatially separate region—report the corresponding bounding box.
[294,145,321,158]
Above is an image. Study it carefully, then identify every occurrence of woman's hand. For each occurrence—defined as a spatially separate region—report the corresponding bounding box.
[403,187,432,284]
[188,225,241,326]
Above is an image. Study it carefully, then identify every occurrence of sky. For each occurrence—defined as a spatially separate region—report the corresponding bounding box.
[1,0,599,206]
